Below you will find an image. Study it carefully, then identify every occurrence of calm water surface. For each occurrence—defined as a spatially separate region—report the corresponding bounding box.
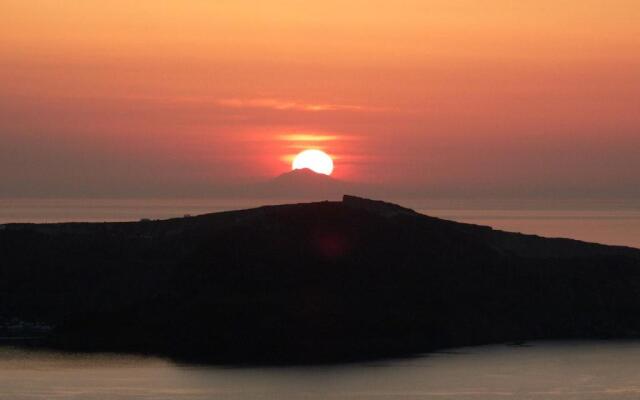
[3,342,640,399]
[1,198,639,248]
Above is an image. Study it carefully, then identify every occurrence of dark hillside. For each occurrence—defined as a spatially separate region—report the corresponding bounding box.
[1,196,640,363]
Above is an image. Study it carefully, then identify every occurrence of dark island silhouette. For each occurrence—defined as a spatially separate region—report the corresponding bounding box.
[2,195,640,364]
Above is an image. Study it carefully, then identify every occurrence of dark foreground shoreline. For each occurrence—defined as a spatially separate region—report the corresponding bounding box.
[2,196,640,365]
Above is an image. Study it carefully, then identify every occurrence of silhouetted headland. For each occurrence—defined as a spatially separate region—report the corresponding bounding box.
[2,196,640,364]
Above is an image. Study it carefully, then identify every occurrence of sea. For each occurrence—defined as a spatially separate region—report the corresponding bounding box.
[2,342,640,399]
[2,197,640,399]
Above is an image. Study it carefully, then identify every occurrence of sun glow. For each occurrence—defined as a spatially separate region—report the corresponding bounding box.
[292,149,334,175]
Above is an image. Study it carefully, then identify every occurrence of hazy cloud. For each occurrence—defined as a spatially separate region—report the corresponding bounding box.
[215,98,368,112]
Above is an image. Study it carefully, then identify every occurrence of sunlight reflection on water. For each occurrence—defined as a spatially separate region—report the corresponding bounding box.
[3,342,640,399]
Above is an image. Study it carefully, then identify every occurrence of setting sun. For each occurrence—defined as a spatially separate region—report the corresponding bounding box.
[292,149,334,175]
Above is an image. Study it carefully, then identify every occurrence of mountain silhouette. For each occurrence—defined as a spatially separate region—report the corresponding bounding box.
[256,168,348,198]
[271,168,337,185]
[1,196,640,364]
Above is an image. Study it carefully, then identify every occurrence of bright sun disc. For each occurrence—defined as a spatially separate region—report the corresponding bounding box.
[292,149,334,175]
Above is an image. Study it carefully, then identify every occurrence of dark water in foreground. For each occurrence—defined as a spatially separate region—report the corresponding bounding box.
[3,342,640,399]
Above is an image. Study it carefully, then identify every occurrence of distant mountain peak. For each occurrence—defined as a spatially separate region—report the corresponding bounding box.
[261,168,344,198]
[272,168,336,182]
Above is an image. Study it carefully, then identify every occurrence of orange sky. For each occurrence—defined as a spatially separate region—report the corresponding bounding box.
[1,1,639,198]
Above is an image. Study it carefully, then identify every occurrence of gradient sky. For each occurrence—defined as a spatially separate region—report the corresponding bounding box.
[1,1,639,198]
